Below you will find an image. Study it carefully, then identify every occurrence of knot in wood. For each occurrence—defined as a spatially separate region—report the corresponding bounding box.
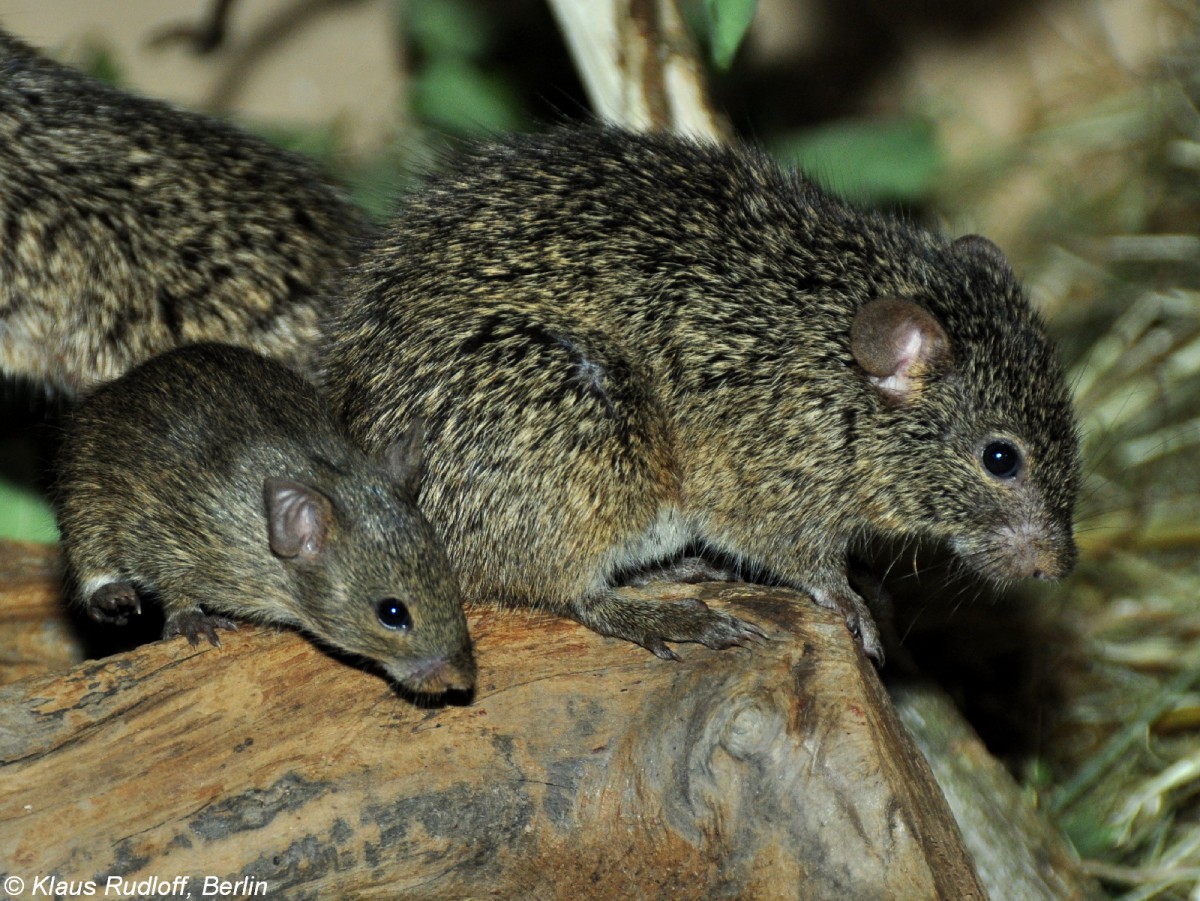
[720,699,779,761]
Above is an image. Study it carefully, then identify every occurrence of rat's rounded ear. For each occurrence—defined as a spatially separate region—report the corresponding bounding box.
[381,419,425,496]
[851,297,952,405]
[952,234,1010,270]
[264,478,334,561]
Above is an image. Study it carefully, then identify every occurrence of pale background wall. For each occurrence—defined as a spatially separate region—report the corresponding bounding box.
[0,0,403,156]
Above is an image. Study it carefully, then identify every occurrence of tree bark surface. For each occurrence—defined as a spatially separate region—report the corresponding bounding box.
[0,541,984,900]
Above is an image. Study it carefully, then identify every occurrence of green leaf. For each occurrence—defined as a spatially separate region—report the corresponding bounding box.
[248,121,344,164]
[0,478,58,544]
[704,0,758,70]
[74,40,124,86]
[407,0,492,59]
[412,57,524,135]
[770,117,942,205]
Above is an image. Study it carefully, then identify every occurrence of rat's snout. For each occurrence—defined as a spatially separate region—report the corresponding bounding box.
[1026,547,1074,581]
[984,520,1077,582]
[1032,540,1077,581]
[953,516,1077,584]
[389,650,476,695]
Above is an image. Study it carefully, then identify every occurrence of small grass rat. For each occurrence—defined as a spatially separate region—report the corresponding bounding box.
[323,126,1081,662]
[56,343,474,694]
[0,29,371,396]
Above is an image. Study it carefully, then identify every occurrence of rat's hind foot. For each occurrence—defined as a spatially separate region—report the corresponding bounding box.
[623,556,738,587]
[569,591,767,661]
[163,609,239,648]
[85,581,142,625]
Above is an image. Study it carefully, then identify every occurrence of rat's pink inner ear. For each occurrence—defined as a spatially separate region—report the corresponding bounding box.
[850,297,952,403]
[264,478,333,560]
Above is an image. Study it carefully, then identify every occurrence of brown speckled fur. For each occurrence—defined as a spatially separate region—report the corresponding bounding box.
[323,126,1081,661]
[0,30,371,395]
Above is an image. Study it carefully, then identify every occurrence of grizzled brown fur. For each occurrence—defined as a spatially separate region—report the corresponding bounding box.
[0,29,371,395]
[323,127,1081,661]
[56,343,473,694]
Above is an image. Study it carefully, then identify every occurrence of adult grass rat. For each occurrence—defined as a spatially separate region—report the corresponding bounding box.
[0,29,370,395]
[323,126,1081,662]
[56,342,474,694]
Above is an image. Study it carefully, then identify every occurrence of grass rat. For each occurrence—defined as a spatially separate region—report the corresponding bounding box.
[55,342,474,694]
[323,126,1081,662]
[0,29,371,396]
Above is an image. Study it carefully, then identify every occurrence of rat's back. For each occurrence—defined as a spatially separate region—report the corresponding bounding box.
[56,343,345,609]
[0,29,371,395]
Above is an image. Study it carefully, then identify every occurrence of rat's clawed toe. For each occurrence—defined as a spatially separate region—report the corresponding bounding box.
[856,624,885,666]
[811,588,885,666]
[644,639,681,661]
[742,621,770,644]
[709,615,769,650]
[660,601,767,655]
[163,609,238,647]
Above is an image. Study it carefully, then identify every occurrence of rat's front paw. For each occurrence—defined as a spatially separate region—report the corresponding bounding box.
[86,581,142,625]
[810,588,883,665]
[163,609,239,647]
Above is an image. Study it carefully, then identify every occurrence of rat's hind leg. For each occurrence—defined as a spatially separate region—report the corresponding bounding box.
[80,576,143,625]
[393,307,768,658]
[621,556,739,587]
[59,500,147,625]
[76,569,236,646]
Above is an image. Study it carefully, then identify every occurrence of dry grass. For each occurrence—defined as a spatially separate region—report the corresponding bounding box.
[923,3,1200,896]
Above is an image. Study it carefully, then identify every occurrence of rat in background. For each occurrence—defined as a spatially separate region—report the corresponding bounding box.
[55,343,474,695]
[0,29,371,396]
[323,126,1080,662]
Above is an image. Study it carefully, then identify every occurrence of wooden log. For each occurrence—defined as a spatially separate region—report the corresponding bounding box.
[0,542,984,899]
[892,683,1104,901]
[0,541,80,684]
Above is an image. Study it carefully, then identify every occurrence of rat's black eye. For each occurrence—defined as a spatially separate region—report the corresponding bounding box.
[982,440,1023,479]
[376,599,412,631]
